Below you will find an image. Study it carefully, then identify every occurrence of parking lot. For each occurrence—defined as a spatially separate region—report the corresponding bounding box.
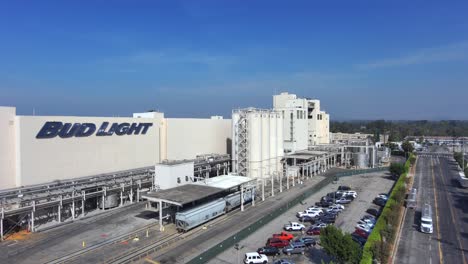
[208,170,395,264]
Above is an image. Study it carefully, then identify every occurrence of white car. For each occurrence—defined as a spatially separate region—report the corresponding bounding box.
[244,252,268,264]
[358,220,374,228]
[360,217,376,225]
[331,204,345,210]
[297,208,323,218]
[343,191,358,198]
[377,194,388,200]
[311,222,328,229]
[327,205,344,212]
[284,221,306,231]
[356,224,372,233]
[307,205,323,210]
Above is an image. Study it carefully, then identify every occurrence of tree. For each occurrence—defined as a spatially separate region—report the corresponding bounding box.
[389,163,405,177]
[402,141,414,154]
[320,225,362,264]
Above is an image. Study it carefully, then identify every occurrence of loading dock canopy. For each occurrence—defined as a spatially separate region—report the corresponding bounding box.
[194,175,255,189]
[142,184,224,207]
[141,175,256,207]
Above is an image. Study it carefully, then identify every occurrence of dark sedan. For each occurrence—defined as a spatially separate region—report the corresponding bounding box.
[294,237,317,247]
[366,208,381,217]
[257,246,280,256]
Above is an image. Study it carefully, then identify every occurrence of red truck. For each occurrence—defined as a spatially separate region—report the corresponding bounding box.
[266,238,290,248]
[272,231,294,241]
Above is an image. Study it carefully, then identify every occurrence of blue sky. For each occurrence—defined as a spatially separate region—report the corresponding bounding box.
[1,1,468,120]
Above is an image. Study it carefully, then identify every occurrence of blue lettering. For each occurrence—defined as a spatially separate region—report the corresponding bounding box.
[115,123,130,136]
[36,122,63,139]
[75,123,96,137]
[58,123,81,138]
[96,122,112,136]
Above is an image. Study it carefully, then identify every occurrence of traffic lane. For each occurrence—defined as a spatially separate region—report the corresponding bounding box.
[394,156,440,264]
[437,157,468,264]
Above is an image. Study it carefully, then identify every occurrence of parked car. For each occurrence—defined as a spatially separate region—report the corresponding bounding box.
[351,233,367,247]
[298,215,320,223]
[282,241,306,255]
[356,224,372,233]
[266,238,290,248]
[319,216,336,224]
[358,220,374,228]
[377,193,389,200]
[366,208,381,217]
[326,208,342,214]
[315,200,334,207]
[273,259,295,264]
[244,252,269,264]
[362,214,376,221]
[373,198,387,207]
[257,246,280,256]
[306,226,322,235]
[306,205,323,210]
[284,222,306,231]
[353,228,370,239]
[294,237,317,247]
[360,217,376,225]
[297,208,322,218]
[343,191,358,198]
[330,204,345,210]
[336,197,352,204]
[338,185,351,191]
[272,231,294,241]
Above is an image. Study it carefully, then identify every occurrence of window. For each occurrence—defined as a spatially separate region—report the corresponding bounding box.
[297,110,301,119]
[177,177,181,184]
[185,176,189,182]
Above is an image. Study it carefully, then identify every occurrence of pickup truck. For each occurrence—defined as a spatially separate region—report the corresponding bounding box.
[284,222,306,231]
[272,231,294,241]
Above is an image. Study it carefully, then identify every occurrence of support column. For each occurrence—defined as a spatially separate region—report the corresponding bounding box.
[102,187,106,209]
[81,191,86,217]
[130,180,134,204]
[252,186,255,207]
[71,192,75,220]
[159,200,163,230]
[279,172,283,193]
[262,178,265,201]
[58,195,62,222]
[1,207,4,241]
[31,201,35,232]
[240,185,244,212]
[271,174,274,197]
[287,173,290,190]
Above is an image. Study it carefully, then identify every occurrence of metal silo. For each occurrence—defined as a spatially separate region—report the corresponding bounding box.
[276,113,284,173]
[249,111,261,178]
[269,112,277,175]
[261,112,270,178]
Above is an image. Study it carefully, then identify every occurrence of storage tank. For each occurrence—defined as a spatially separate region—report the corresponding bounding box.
[276,113,284,173]
[353,153,369,168]
[261,113,270,178]
[269,113,277,175]
[249,112,261,178]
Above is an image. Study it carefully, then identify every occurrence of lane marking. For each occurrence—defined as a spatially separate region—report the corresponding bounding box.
[431,157,444,264]
[436,156,467,264]
[144,258,160,264]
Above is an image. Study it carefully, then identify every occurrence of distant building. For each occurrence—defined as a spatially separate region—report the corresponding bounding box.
[331,132,388,144]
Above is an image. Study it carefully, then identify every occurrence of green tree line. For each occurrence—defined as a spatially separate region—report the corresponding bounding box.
[331,120,468,141]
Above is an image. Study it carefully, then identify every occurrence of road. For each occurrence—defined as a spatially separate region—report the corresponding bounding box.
[394,153,468,264]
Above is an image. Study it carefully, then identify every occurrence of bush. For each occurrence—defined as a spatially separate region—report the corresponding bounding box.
[389,163,405,178]
[320,225,362,264]
[361,154,415,264]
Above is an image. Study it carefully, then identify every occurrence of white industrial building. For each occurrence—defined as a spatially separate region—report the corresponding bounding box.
[273,92,330,149]
[0,107,231,189]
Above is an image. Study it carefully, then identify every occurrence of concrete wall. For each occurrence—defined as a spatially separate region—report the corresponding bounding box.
[155,162,194,190]
[164,118,231,161]
[0,107,16,189]
[15,115,161,186]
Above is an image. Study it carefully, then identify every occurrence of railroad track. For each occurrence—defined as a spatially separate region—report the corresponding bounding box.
[46,221,160,264]
[6,203,145,257]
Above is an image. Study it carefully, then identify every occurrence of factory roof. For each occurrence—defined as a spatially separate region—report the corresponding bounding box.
[194,175,255,190]
[141,184,224,206]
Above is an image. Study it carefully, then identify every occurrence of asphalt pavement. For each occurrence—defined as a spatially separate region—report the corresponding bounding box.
[394,153,468,264]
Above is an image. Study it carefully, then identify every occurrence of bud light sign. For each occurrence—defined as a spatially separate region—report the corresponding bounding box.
[36,121,153,139]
